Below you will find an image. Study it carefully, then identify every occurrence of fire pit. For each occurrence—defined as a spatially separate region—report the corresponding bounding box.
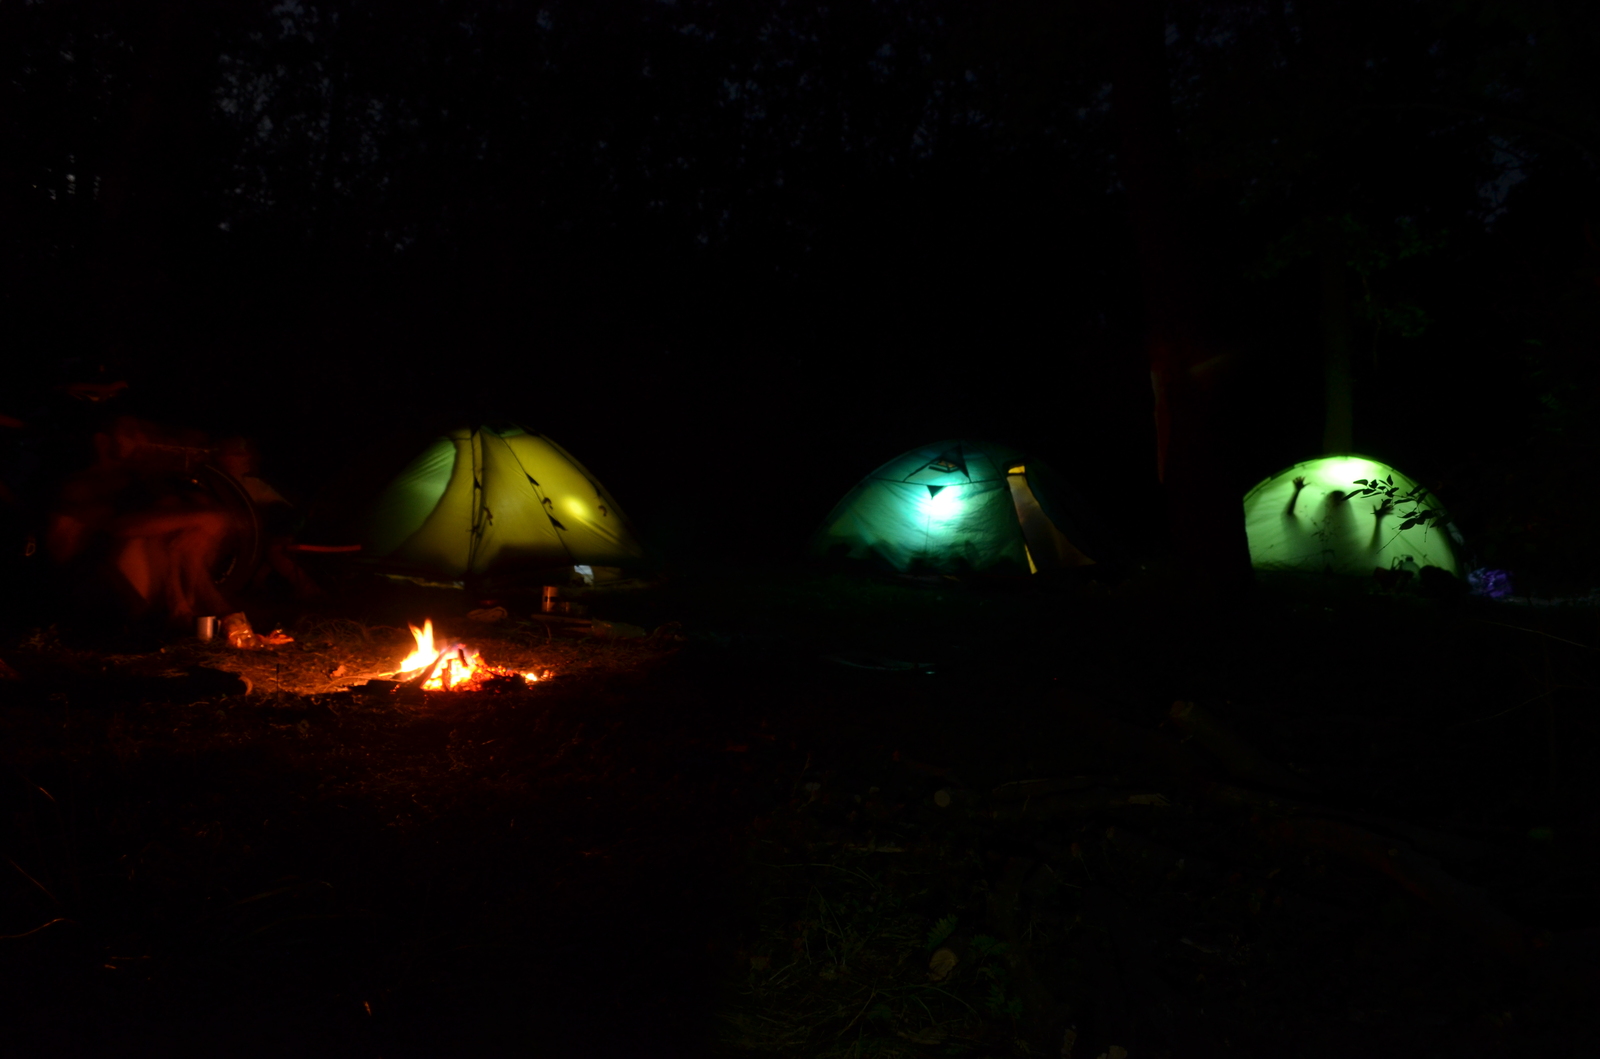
[391,619,546,691]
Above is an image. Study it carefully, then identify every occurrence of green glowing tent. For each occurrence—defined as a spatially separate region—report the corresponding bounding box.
[364,424,645,579]
[1242,454,1461,577]
[811,439,1111,576]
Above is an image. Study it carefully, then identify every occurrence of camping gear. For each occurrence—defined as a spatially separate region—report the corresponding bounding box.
[196,615,217,642]
[811,439,1113,576]
[365,424,644,581]
[221,611,293,648]
[541,585,584,616]
[1242,454,1462,577]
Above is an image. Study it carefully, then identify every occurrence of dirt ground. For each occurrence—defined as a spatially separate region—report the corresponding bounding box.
[2,565,1597,1058]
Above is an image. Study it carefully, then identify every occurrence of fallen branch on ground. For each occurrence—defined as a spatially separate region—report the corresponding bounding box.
[1050,691,1568,978]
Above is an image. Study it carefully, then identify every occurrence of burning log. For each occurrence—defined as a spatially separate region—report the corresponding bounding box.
[390,618,545,692]
[403,649,448,691]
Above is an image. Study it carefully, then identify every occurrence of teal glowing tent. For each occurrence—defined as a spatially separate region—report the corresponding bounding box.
[1242,454,1461,577]
[811,440,1112,576]
[364,424,645,580]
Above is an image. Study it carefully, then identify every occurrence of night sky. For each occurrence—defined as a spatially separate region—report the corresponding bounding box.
[4,0,1597,579]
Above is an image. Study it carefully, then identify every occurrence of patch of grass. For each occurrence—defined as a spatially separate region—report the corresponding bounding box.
[722,835,1039,1057]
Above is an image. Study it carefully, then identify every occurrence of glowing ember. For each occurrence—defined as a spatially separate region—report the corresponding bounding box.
[395,618,543,691]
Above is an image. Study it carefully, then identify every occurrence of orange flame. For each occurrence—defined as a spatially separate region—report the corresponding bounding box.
[396,618,542,691]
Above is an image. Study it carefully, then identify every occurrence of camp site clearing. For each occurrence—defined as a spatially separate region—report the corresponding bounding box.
[2,559,1596,1057]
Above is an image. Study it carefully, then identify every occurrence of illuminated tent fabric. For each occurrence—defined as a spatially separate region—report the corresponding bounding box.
[1242,455,1461,577]
[811,439,1110,576]
[364,424,644,579]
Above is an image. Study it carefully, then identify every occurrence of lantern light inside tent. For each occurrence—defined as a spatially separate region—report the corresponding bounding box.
[810,439,1117,576]
[1241,454,1461,576]
[923,484,965,520]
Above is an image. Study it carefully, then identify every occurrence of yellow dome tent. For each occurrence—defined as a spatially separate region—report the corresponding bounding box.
[364,424,644,580]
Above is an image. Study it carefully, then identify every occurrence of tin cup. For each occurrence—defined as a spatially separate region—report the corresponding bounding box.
[196,615,218,642]
[541,586,560,614]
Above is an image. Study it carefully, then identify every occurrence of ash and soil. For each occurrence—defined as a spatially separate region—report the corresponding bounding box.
[1,566,1597,1057]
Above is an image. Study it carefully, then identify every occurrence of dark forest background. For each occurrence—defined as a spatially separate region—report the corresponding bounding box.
[4,0,1598,581]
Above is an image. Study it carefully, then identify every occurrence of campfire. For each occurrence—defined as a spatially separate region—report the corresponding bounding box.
[393,618,544,691]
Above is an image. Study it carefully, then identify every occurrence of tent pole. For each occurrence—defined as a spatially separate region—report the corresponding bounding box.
[467,428,485,574]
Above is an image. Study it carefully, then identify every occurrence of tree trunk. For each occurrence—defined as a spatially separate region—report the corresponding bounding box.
[1106,0,1253,595]
[1302,0,1357,457]
[1319,220,1355,453]
[92,1,213,357]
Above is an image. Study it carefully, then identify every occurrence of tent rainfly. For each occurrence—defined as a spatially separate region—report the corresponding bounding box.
[364,424,644,580]
[811,439,1112,576]
[1242,454,1461,577]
